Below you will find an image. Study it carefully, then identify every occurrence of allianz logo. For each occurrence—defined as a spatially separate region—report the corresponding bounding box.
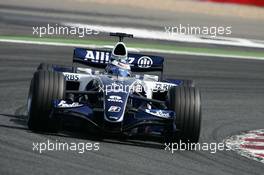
[137,56,153,68]
[84,50,153,68]
[85,50,110,63]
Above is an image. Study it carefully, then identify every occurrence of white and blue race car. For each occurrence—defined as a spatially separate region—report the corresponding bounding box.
[27,33,201,144]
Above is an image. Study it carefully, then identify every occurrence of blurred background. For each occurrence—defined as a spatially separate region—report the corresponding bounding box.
[0,0,263,40]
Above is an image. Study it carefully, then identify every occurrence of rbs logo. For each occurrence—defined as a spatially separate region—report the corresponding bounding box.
[64,74,80,81]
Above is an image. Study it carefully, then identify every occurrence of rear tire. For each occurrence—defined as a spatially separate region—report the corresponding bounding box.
[167,86,201,143]
[182,80,195,87]
[27,71,65,132]
[37,63,53,71]
[38,63,77,73]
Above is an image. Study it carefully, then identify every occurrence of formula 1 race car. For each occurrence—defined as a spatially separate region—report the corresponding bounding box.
[27,33,201,143]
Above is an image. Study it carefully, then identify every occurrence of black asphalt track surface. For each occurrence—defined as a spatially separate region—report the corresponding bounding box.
[0,43,263,175]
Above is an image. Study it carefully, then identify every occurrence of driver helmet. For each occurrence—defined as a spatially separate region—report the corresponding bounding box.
[105,42,131,77]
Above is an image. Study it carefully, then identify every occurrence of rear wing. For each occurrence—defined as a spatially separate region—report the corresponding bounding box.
[73,48,164,71]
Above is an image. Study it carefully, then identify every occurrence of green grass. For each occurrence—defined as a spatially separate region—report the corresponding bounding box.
[1,35,264,58]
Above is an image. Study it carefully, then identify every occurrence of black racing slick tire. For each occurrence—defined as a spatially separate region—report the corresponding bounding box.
[37,63,54,71]
[182,80,195,87]
[167,86,201,143]
[27,71,65,132]
[37,63,77,73]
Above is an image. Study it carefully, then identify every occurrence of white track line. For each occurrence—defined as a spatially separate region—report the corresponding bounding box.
[64,23,264,49]
[1,38,264,60]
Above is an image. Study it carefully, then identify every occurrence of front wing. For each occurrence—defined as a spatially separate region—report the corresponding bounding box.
[52,99,176,136]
